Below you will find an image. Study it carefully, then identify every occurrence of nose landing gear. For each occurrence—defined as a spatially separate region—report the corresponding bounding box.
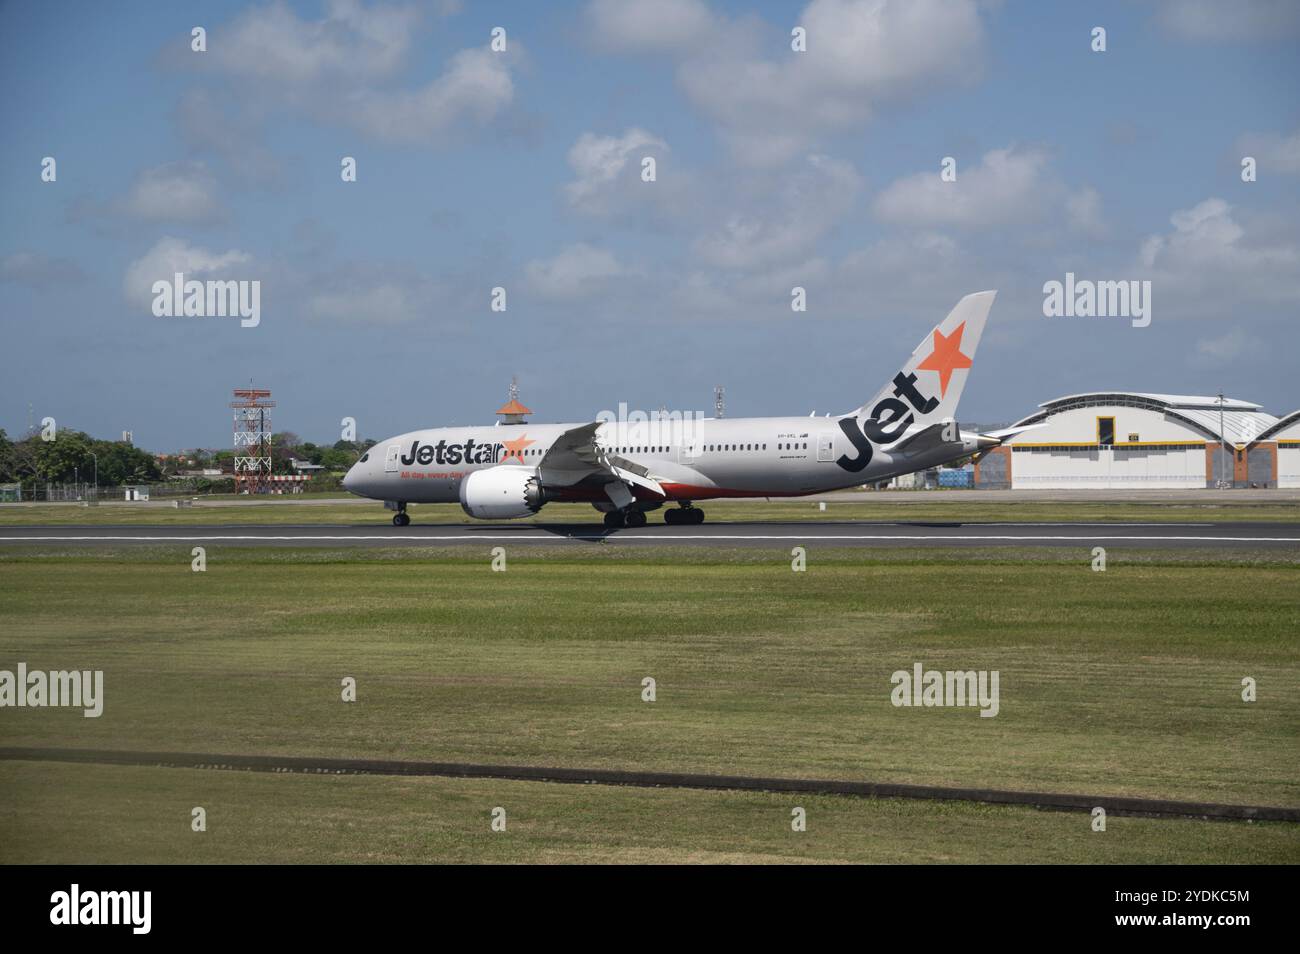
[389,502,410,527]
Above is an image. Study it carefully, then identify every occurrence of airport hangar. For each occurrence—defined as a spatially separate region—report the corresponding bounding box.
[972,392,1300,490]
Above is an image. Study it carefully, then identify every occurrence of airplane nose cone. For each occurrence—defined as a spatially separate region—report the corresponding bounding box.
[342,466,357,492]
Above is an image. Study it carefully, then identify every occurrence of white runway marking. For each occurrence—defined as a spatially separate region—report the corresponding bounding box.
[972,522,1216,527]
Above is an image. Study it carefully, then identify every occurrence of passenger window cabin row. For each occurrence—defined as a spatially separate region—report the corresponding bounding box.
[588,442,808,454]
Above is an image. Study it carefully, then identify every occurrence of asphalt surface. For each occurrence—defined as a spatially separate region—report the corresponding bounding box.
[2,521,1299,548]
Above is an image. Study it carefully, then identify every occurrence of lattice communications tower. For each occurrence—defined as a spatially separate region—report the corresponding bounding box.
[231,387,275,494]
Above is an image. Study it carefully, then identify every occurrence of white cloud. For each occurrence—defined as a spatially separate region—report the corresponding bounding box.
[1193,327,1264,365]
[693,154,862,268]
[1,252,86,288]
[667,228,993,324]
[1142,199,1272,269]
[564,128,668,209]
[70,161,223,227]
[174,90,283,185]
[1138,198,1300,317]
[308,282,426,323]
[832,231,988,315]
[524,243,633,299]
[121,162,222,223]
[1235,129,1300,175]
[207,0,418,82]
[1152,0,1300,42]
[303,260,450,323]
[873,147,1054,229]
[177,0,517,145]
[560,128,707,231]
[343,47,515,143]
[124,237,252,308]
[1065,187,1107,238]
[587,0,987,164]
[586,0,715,53]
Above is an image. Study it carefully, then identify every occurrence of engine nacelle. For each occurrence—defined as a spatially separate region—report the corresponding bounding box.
[459,466,544,519]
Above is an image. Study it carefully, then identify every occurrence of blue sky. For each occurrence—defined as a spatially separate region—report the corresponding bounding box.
[2,0,1298,450]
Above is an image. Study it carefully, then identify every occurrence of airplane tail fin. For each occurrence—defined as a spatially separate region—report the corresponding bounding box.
[848,291,996,430]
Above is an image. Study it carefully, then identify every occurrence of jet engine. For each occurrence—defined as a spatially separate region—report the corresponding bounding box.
[459,465,545,519]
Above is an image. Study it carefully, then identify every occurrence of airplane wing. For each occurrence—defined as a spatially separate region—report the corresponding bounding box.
[538,422,666,497]
[536,421,602,479]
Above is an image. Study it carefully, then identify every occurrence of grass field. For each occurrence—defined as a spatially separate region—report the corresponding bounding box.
[5,762,1296,864]
[3,492,1300,525]
[1,543,1297,863]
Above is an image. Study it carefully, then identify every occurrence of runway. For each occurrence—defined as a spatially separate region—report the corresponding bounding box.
[2,521,1299,548]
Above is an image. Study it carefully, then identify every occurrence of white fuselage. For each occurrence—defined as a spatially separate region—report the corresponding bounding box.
[342,415,985,505]
[342,291,1002,520]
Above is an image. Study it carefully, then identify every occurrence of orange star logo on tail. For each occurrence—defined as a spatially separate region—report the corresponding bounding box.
[915,322,973,397]
[501,433,535,463]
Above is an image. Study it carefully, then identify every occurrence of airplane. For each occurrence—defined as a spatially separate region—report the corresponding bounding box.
[343,290,1026,528]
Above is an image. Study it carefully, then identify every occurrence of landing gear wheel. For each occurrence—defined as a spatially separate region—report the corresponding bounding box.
[603,510,626,530]
[625,509,647,528]
[667,505,704,525]
[392,512,410,527]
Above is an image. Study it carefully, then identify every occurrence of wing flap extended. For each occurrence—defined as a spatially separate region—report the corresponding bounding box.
[604,455,666,496]
[538,422,666,498]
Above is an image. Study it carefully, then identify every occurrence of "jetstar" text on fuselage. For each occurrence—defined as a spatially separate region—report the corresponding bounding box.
[401,438,502,467]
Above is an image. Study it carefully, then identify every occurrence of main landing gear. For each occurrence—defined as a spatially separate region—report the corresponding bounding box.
[664,504,704,526]
[601,503,704,529]
[603,508,647,529]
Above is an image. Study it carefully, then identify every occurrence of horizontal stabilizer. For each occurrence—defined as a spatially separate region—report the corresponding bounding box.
[892,422,960,457]
[981,422,1048,443]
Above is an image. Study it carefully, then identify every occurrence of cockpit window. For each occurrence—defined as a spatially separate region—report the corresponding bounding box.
[359,452,370,463]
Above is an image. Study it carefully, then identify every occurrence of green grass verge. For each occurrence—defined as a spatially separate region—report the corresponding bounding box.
[2,762,1295,864]
[1,545,1296,820]
[3,494,1299,525]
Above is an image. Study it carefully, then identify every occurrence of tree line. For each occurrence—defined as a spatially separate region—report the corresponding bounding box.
[0,427,375,490]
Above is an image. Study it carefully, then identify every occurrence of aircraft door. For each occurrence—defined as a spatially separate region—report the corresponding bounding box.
[679,419,701,465]
[384,444,401,473]
[816,433,835,462]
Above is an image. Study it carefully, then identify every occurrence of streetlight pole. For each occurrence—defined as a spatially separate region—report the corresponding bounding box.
[1217,391,1227,489]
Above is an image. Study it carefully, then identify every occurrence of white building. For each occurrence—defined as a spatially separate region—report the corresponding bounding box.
[975,393,1288,490]
[1260,410,1300,489]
